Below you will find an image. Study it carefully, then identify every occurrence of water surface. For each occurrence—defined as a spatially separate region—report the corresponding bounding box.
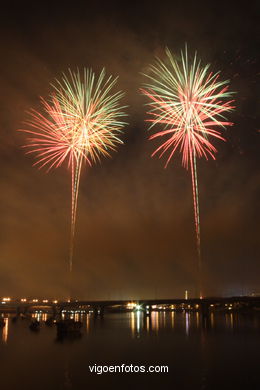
[0,311,259,389]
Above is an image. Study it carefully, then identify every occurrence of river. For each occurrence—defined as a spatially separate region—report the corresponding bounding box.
[0,311,259,389]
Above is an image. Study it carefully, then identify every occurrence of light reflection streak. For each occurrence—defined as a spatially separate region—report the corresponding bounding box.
[86,313,90,333]
[130,312,135,337]
[136,311,141,334]
[185,312,190,336]
[230,313,234,329]
[196,311,200,328]
[130,311,144,337]
[210,312,214,328]
[162,311,166,328]
[2,317,9,343]
[151,311,159,332]
[224,312,234,329]
[225,313,228,327]
[171,311,175,329]
[146,316,150,332]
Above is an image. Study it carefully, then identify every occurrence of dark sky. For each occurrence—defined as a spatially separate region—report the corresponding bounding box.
[0,1,259,299]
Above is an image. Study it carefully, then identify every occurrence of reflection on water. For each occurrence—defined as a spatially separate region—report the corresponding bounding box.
[130,311,135,337]
[196,311,200,328]
[130,310,144,336]
[151,311,159,332]
[32,312,47,322]
[86,313,90,333]
[210,312,214,328]
[125,310,260,337]
[0,310,259,390]
[1,311,259,340]
[230,312,234,328]
[136,310,141,334]
[185,312,190,336]
[146,315,150,332]
[224,312,234,329]
[1,316,9,343]
[171,311,175,329]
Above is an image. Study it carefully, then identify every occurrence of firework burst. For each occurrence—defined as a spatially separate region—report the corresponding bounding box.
[21,68,127,285]
[141,47,235,295]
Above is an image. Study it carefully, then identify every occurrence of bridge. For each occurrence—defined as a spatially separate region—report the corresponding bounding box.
[60,296,260,317]
[2,296,259,318]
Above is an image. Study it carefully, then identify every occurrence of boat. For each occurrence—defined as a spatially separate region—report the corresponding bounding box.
[56,319,82,340]
[29,320,40,331]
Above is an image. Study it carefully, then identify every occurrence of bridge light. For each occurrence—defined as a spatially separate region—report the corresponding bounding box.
[135,305,141,311]
[32,299,38,303]
[53,300,58,304]
[2,297,11,302]
[21,298,27,302]
[127,302,136,310]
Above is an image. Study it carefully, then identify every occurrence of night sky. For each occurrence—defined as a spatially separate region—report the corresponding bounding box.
[0,1,259,299]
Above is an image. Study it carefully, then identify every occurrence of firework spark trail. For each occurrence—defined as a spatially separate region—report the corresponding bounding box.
[20,68,127,295]
[141,47,234,296]
[70,154,83,273]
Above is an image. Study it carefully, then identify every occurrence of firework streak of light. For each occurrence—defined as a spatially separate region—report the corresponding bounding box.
[20,68,127,290]
[141,47,234,295]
